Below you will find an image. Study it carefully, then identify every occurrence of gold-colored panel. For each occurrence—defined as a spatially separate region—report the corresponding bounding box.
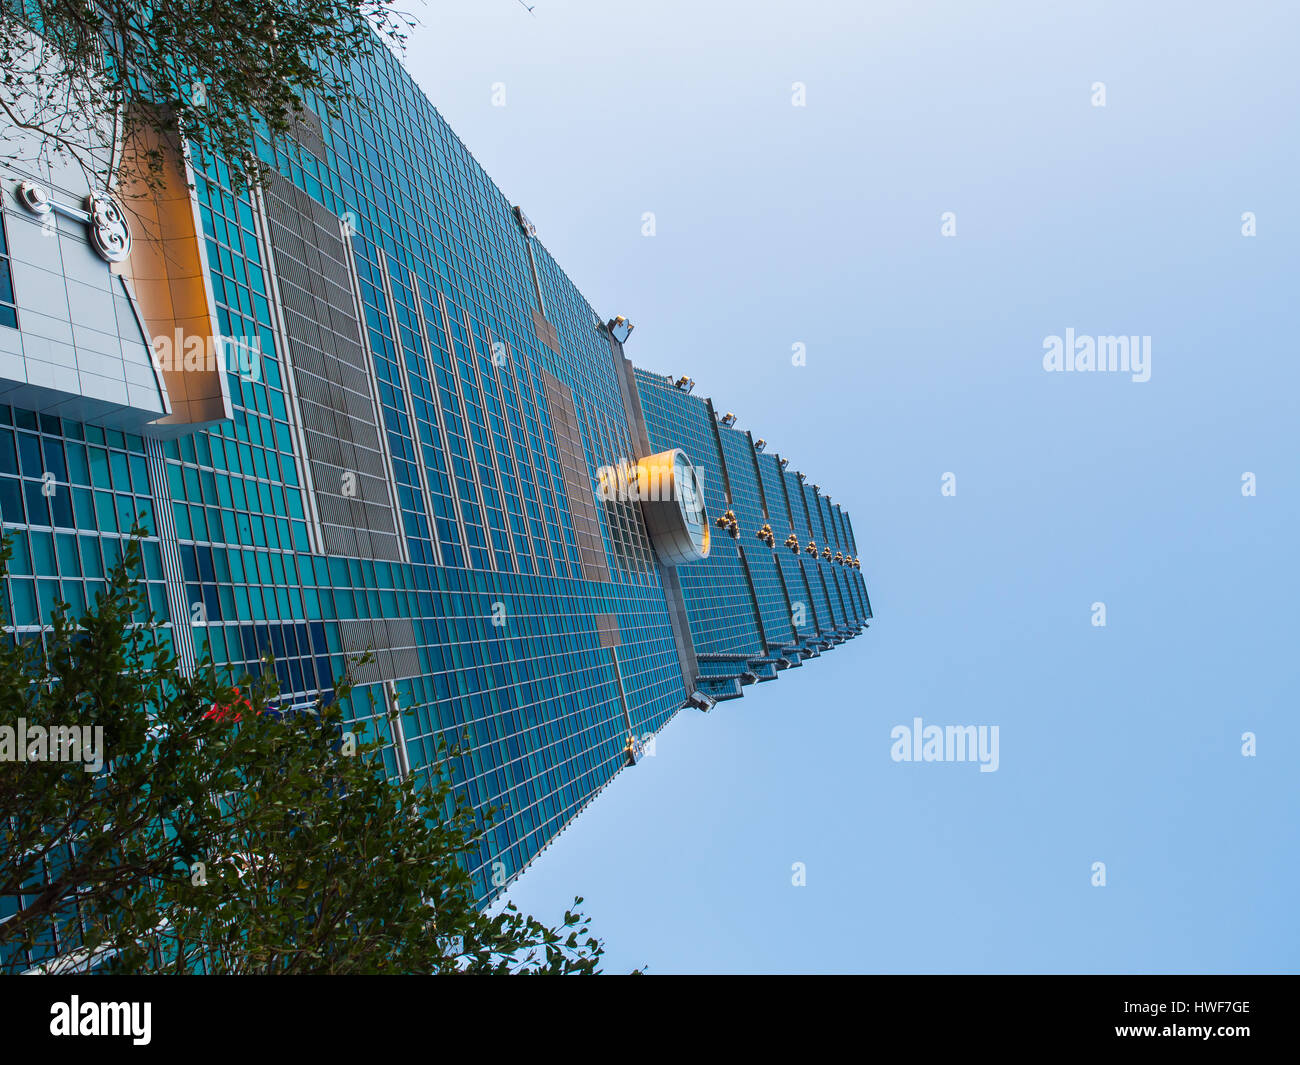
[112,106,231,434]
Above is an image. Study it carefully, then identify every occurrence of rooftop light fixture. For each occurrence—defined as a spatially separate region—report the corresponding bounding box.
[512,205,537,238]
[685,690,717,712]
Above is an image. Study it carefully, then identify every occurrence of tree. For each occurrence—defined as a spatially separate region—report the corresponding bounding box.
[0,535,606,974]
[0,531,236,972]
[0,0,413,193]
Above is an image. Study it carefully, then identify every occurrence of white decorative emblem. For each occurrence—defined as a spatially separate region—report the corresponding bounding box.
[86,194,131,262]
[16,180,132,263]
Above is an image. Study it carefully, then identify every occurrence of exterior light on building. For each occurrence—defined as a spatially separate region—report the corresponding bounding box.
[685,690,717,713]
[805,540,817,556]
[779,458,790,470]
[713,508,740,538]
[718,412,737,428]
[753,438,767,452]
[513,205,537,237]
[608,315,634,342]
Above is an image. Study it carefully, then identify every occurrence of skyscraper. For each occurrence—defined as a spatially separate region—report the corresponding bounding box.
[0,22,869,950]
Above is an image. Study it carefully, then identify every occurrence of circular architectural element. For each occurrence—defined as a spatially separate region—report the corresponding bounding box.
[636,449,710,565]
[85,193,131,263]
[17,180,52,215]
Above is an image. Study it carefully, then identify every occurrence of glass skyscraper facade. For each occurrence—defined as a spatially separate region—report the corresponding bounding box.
[0,27,870,961]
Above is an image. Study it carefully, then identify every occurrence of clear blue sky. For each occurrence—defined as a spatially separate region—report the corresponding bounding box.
[405,0,1298,973]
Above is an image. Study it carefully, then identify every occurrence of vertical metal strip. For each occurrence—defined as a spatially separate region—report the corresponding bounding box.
[410,269,470,568]
[462,309,520,572]
[704,397,764,646]
[746,431,770,522]
[524,239,547,318]
[377,254,442,568]
[488,335,548,574]
[609,646,632,734]
[436,288,496,572]
[385,680,411,781]
[771,550,799,648]
[703,398,736,508]
[771,453,796,530]
[799,556,825,638]
[249,185,324,557]
[586,408,622,575]
[734,544,771,651]
[339,224,410,565]
[482,330,539,575]
[512,337,562,575]
[145,436,196,677]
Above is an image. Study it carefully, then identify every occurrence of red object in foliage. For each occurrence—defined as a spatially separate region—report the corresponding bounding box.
[204,687,257,724]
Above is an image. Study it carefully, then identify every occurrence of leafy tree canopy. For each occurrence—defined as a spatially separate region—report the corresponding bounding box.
[1,534,606,974]
[0,0,412,191]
